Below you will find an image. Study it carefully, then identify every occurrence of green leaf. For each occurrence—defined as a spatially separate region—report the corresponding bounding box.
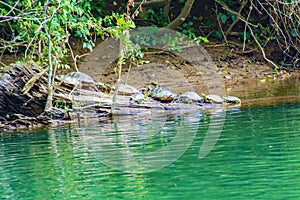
[196,36,209,43]
[152,39,157,46]
[218,12,228,24]
[215,31,223,39]
[224,51,230,55]
[117,17,125,26]
[145,36,150,42]
[231,14,236,22]
[291,28,299,37]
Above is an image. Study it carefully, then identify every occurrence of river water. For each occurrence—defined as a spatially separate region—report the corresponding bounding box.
[0,78,300,199]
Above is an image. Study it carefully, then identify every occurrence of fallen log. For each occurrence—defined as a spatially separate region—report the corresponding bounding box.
[0,65,48,118]
[0,64,72,130]
[0,64,130,130]
[0,64,239,131]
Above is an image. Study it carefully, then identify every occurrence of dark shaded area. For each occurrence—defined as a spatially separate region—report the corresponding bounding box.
[0,65,73,130]
[0,65,47,118]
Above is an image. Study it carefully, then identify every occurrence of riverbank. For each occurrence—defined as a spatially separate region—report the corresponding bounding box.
[0,39,299,131]
[1,38,299,90]
[78,39,300,106]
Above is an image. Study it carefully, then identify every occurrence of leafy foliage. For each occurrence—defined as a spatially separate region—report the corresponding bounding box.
[0,0,107,69]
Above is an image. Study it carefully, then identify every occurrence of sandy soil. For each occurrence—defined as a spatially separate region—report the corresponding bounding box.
[77,38,299,105]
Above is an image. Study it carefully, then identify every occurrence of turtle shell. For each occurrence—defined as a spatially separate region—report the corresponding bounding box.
[178,91,204,103]
[130,90,146,104]
[203,94,224,104]
[57,72,99,92]
[223,96,241,104]
[56,74,80,88]
[57,72,95,88]
[117,83,138,95]
[148,87,176,101]
[95,82,112,93]
[67,72,95,84]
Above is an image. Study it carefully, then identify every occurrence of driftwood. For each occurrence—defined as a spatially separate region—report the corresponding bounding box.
[0,64,150,130]
[0,65,49,118]
[0,64,72,130]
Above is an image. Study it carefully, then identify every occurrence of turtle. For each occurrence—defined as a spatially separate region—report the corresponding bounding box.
[202,93,224,104]
[177,91,204,103]
[95,82,112,93]
[56,74,80,88]
[223,96,241,104]
[117,83,138,95]
[148,87,176,101]
[57,71,98,91]
[130,89,147,104]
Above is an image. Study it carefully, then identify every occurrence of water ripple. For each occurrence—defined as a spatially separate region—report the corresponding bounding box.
[0,103,300,199]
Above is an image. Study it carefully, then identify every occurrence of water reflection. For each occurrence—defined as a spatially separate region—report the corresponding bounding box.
[227,76,300,107]
[1,103,300,199]
[78,111,205,173]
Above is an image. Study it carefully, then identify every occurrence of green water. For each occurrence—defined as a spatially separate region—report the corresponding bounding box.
[1,103,300,199]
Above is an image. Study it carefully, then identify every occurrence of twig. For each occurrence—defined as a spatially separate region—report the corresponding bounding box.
[74,53,90,61]
[44,0,54,112]
[0,0,22,13]
[0,62,8,68]
[216,1,257,27]
[135,0,168,6]
[215,2,227,43]
[247,24,278,69]
[166,0,195,29]
[131,0,147,19]
[243,1,252,51]
[22,68,48,95]
[5,0,21,16]
[111,30,128,114]
[24,6,60,57]
[254,0,288,48]
[163,0,171,20]
[0,15,45,22]
[225,0,248,37]
[66,38,79,72]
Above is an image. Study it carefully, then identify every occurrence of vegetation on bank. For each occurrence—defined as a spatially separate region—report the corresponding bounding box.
[0,0,299,112]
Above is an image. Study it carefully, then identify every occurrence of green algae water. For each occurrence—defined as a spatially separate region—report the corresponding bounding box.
[1,103,300,199]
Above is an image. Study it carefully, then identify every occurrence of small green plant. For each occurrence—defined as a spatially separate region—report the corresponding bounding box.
[180,22,196,39]
[145,7,169,26]
[110,1,145,114]
[53,99,69,110]
[195,36,209,43]
[0,0,146,112]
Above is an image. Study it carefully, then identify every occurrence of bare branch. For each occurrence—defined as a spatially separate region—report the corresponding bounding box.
[224,0,248,37]
[135,0,169,6]
[247,23,278,69]
[0,0,22,13]
[166,0,195,29]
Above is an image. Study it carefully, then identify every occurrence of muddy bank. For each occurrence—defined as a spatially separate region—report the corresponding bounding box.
[80,40,300,105]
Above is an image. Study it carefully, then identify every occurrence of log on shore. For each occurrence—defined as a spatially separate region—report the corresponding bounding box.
[0,64,236,131]
[0,65,49,118]
[0,64,72,130]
